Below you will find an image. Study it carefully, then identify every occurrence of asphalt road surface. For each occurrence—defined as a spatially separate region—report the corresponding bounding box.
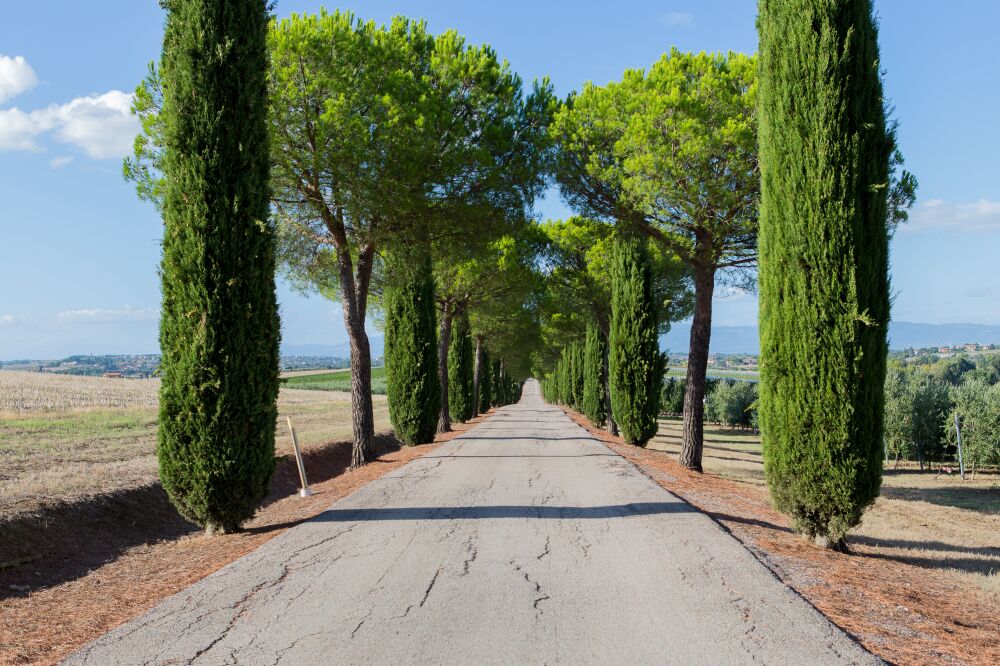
[68,380,878,665]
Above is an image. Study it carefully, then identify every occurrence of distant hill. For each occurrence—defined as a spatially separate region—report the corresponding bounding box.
[662,321,1000,355]
[282,335,384,359]
[886,322,1000,349]
[662,324,758,355]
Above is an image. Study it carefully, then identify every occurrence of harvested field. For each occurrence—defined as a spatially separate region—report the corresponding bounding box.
[0,375,390,519]
[0,371,158,415]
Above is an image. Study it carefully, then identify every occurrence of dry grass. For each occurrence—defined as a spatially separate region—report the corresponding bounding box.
[0,372,391,520]
[0,371,158,415]
[648,417,1000,596]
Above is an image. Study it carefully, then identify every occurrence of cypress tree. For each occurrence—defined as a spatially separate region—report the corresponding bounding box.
[571,342,585,409]
[448,311,475,423]
[558,352,570,405]
[478,349,492,414]
[757,0,892,548]
[157,0,279,535]
[384,251,441,445]
[491,358,503,406]
[582,323,608,425]
[608,235,664,446]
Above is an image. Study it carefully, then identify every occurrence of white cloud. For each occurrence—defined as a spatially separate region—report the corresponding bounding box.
[57,306,157,324]
[0,89,138,158]
[0,55,38,103]
[905,198,1000,233]
[0,314,22,326]
[659,12,694,28]
[49,155,73,168]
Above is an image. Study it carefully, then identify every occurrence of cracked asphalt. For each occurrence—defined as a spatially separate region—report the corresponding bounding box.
[67,380,879,665]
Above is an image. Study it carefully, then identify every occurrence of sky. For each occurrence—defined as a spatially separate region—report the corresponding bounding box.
[1,1,999,359]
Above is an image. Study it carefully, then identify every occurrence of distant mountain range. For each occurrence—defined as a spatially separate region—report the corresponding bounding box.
[280,322,1000,360]
[663,321,1000,355]
[282,335,384,359]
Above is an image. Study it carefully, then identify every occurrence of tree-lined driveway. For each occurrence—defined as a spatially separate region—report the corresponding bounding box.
[69,380,877,665]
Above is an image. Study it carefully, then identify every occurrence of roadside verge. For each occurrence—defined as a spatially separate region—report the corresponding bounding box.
[0,414,492,666]
[562,407,999,666]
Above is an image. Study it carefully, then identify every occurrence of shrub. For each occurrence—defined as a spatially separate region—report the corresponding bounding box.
[884,368,951,467]
[707,380,758,429]
[660,377,685,416]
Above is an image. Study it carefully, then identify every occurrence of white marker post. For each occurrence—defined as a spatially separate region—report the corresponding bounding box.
[286,416,313,497]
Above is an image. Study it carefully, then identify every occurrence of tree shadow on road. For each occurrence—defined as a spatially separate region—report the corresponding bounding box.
[311,502,695,522]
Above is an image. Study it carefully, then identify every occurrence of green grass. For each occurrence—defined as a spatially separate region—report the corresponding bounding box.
[666,367,759,381]
[0,409,157,457]
[283,367,387,394]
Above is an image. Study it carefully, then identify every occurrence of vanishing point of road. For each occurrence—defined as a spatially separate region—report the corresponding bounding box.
[68,380,878,665]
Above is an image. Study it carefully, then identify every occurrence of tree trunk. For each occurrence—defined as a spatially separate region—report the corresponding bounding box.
[437,302,453,433]
[348,330,375,467]
[679,266,715,472]
[472,334,484,418]
[336,243,376,468]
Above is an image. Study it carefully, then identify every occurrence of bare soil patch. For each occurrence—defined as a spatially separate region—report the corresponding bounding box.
[0,407,491,666]
[565,409,1000,666]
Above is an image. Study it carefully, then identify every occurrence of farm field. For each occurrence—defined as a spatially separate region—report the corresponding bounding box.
[649,417,1000,596]
[0,371,391,520]
[283,366,387,394]
[665,366,759,381]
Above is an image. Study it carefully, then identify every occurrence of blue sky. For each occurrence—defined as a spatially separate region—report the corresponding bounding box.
[1,1,999,358]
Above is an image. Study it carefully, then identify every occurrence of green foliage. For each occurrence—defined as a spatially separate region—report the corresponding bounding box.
[758,0,892,545]
[582,323,607,425]
[448,311,475,423]
[883,367,950,464]
[931,356,976,386]
[706,381,758,429]
[608,236,664,446]
[966,354,1000,385]
[569,342,585,409]
[538,217,691,371]
[284,368,387,394]
[660,377,686,415]
[490,358,503,407]
[478,348,492,414]
[384,252,440,445]
[156,0,280,534]
[947,379,1000,471]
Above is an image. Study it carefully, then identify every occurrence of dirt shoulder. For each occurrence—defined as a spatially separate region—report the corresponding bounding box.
[565,409,1000,666]
[0,414,490,666]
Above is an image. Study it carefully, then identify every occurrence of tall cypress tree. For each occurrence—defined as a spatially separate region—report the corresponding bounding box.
[758,0,892,548]
[582,322,608,425]
[478,348,492,414]
[157,0,279,535]
[571,342,585,410]
[609,235,663,446]
[384,251,440,445]
[491,358,503,407]
[558,352,570,405]
[448,310,475,423]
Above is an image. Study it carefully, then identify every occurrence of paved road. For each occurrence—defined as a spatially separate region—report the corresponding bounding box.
[69,380,877,665]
